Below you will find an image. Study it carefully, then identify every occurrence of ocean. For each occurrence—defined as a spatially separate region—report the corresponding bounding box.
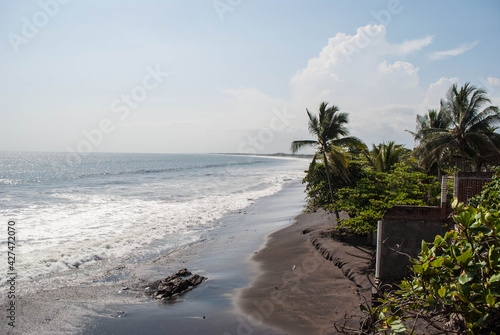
[0,152,308,294]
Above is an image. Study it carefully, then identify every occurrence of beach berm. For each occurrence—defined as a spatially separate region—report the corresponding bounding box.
[239,210,374,335]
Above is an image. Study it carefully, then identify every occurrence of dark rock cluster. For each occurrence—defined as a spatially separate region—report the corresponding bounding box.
[146,268,207,299]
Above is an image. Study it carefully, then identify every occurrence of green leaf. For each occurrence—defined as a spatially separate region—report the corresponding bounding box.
[489,246,498,268]
[433,235,443,246]
[390,321,407,333]
[430,257,444,268]
[471,283,482,291]
[456,250,473,266]
[457,283,471,298]
[457,209,475,228]
[476,312,490,326]
[489,274,500,283]
[413,264,423,274]
[471,226,492,235]
[438,286,446,298]
[399,280,410,290]
[443,230,456,241]
[491,286,500,297]
[459,271,474,284]
[421,240,429,253]
[486,294,495,307]
[468,302,480,314]
[453,291,468,303]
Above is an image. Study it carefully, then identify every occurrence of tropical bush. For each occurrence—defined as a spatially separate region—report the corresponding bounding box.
[333,163,439,235]
[356,170,500,334]
[302,160,365,212]
[302,162,332,211]
[469,167,500,211]
[363,141,411,173]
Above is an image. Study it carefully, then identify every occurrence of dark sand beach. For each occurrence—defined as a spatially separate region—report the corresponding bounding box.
[2,182,373,335]
[239,210,374,335]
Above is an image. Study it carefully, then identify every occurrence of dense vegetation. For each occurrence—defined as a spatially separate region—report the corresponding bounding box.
[291,101,364,219]
[293,83,500,235]
[292,83,500,334]
[356,169,500,334]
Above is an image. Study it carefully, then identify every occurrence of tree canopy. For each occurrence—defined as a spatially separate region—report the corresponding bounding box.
[412,83,500,173]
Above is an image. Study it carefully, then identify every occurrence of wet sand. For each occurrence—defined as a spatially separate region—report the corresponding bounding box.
[1,182,305,335]
[238,210,374,335]
[1,182,373,335]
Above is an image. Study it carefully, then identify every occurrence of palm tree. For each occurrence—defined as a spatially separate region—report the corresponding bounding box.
[418,83,500,171]
[469,126,500,170]
[409,109,452,141]
[363,141,408,173]
[408,108,452,179]
[291,102,363,219]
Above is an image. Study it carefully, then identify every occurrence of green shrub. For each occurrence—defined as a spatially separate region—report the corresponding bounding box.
[303,160,366,212]
[334,163,439,235]
[302,162,333,211]
[357,170,500,334]
[469,167,500,211]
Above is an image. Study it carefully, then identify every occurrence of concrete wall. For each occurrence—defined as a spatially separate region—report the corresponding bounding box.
[376,173,492,282]
[376,206,451,281]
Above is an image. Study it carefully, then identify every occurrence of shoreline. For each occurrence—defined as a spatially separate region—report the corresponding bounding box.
[1,182,373,335]
[1,181,307,335]
[238,210,374,335]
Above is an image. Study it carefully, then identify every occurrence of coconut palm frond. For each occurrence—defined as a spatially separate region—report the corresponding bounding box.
[412,82,500,172]
[290,101,363,219]
[363,141,408,173]
[326,146,350,183]
[290,140,318,154]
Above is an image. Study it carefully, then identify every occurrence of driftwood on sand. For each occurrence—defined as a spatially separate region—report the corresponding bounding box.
[146,268,207,299]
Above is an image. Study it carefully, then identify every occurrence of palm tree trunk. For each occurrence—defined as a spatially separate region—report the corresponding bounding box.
[322,149,340,220]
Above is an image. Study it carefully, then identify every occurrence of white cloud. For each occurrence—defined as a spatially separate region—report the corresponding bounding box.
[378,60,418,75]
[289,24,431,147]
[480,77,500,108]
[378,61,419,89]
[486,77,500,87]
[219,26,476,151]
[420,77,459,111]
[385,35,434,55]
[429,40,479,60]
[350,104,417,145]
[224,31,494,151]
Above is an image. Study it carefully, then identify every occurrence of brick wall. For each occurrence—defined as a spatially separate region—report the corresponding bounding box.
[454,172,493,203]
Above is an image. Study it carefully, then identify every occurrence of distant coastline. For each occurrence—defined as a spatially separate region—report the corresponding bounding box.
[214,152,315,159]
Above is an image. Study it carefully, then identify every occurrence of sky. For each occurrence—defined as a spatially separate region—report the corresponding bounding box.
[1,0,500,155]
